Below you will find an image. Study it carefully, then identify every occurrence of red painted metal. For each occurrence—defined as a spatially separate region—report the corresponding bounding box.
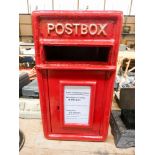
[32,10,123,141]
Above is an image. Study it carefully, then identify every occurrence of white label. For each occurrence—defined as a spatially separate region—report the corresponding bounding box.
[64,86,91,125]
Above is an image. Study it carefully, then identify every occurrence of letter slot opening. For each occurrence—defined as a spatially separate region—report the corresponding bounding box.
[43,46,111,63]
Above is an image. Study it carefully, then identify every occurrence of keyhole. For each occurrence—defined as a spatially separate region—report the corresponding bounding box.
[57,106,60,110]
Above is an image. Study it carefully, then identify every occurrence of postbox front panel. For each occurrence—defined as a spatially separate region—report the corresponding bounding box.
[48,70,106,135]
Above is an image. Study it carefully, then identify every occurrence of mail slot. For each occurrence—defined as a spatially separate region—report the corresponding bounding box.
[32,11,122,141]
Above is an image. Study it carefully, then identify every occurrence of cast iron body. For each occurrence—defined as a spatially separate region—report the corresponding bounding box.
[32,11,122,141]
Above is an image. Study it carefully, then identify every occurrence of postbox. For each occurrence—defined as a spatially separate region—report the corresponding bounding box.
[32,11,122,141]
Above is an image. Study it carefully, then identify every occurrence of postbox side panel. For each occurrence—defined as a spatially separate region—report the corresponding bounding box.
[99,71,117,140]
[48,70,106,136]
[36,70,52,137]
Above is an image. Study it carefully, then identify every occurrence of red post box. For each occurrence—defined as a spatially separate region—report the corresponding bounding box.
[32,11,122,141]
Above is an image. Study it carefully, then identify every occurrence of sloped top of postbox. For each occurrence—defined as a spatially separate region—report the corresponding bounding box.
[32,10,123,18]
[32,11,123,46]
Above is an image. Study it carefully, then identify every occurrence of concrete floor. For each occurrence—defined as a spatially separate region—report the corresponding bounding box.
[19,118,135,155]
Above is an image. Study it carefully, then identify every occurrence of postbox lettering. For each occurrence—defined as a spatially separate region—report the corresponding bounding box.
[72,23,80,35]
[65,23,73,35]
[47,23,108,36]
[55,23,64,35]
[47,23,55,34]
[97,24,107,35]
[89,24,98,35]
[81,24,88,35]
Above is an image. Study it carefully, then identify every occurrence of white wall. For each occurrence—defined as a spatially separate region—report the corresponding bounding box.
[19,0,135,15]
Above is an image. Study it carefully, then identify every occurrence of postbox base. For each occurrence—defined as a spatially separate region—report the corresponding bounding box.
[43,133,107,142]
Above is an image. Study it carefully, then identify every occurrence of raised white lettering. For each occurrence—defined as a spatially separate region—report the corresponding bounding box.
[81,24,88,35]
[89,24,97,35]
[47,23,55,34]
[65,23,73,35]
[72,23,80,35]
[97,24,107,36]
[47,23,108,36]
[55,23,64,35]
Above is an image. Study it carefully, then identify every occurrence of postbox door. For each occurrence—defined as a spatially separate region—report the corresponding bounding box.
[48,70,106,135]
